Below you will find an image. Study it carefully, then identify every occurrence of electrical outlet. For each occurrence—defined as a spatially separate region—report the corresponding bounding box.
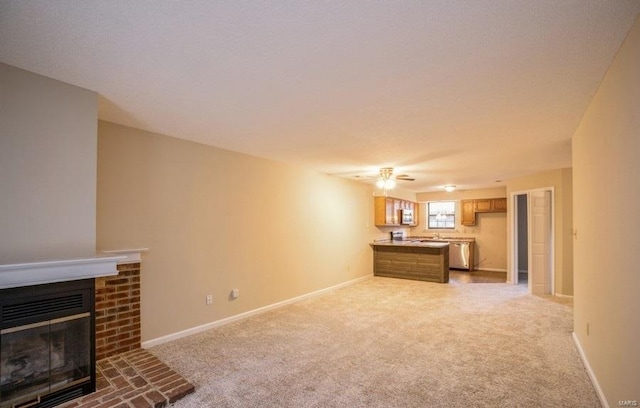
[206,294,213,305]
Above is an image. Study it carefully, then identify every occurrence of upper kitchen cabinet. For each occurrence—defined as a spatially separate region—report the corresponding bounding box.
[492,197,507,211]
[461,200,476,226]
[374,196,419,227]
[461,198,507,226]
[474,199,493,212]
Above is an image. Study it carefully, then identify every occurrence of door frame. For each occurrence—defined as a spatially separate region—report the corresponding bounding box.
[509,187,555,294]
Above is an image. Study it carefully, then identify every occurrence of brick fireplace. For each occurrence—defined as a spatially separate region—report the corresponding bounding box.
[1,253,194,408]
[0,256,122,408]
[60,256,196,408]
[95,262,142,361]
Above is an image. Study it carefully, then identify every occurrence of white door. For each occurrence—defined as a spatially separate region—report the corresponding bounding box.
[529,191,552,295]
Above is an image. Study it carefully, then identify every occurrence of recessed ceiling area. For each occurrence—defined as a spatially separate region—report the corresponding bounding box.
[1,1,638,192]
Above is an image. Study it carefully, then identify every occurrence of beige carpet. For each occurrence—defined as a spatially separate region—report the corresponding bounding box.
[151,277,600,408]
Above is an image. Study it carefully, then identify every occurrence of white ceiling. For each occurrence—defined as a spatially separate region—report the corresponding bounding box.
[1,1,639,192]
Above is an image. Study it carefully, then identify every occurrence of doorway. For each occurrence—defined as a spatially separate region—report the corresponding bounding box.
[515,194,528,286]
[511,189,554,295]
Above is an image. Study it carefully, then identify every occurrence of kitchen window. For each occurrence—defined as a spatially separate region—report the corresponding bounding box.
[428,201,455,229]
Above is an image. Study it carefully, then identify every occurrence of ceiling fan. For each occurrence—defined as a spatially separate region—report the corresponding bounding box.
[354,167,415,194]
[376,167,415,183]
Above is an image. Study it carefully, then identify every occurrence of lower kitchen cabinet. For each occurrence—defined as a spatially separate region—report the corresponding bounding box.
[371,242,449,283]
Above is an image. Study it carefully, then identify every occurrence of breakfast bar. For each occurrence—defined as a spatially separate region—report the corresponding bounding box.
[370,240,450,283]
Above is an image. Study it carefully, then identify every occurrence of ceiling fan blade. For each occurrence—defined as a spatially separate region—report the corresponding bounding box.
[395,174,415,181]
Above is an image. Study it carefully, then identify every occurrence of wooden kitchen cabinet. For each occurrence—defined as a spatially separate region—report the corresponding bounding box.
[492,197,507,211]
[461,200,476,226]
[374,196,419,227]
[476,197,507,212]
[461,198,507,226]
[371,242,449,283]
[474,199,492,212]
[374,196,397,226]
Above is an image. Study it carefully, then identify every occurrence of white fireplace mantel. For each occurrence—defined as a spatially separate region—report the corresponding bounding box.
[0,256,126,290]
[101,248,148,264]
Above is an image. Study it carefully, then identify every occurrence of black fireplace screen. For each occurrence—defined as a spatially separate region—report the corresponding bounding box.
[1,313,90,407]
[0,278,95,408]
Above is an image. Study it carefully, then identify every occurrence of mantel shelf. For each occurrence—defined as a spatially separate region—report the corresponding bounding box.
[0,256,126,289]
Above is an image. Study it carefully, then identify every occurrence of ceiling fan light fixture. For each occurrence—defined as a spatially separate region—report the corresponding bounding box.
[376,178,395,190]
[444,184,456,192]
[376,167,396,192]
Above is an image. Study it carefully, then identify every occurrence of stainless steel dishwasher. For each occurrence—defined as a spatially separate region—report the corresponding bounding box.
[449,241,470,270]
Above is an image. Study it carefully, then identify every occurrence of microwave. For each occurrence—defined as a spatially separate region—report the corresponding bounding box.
[400,209,414,225]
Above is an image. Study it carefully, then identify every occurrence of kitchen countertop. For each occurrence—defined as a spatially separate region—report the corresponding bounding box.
[408,236,476,242]
[371,240,450,248]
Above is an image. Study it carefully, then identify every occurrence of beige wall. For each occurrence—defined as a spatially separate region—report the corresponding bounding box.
[505,168,573,295]
[0,63,97,263]
[415,187,507,271]
[572,16,640,406]
[97,121,377,342]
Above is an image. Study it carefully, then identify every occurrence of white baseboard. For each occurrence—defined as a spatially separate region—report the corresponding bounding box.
[554,293,574,298]
[142,274,372,348]
[572,332,609,408]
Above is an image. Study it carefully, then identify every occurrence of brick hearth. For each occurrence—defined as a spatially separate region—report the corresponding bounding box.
[60,259,194,408]
[59,349,194,408]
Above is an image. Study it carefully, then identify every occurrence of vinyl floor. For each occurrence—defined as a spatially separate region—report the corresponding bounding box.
[449,269,507,283]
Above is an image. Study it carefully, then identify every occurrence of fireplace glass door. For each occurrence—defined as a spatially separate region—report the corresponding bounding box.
[1,313,90,408]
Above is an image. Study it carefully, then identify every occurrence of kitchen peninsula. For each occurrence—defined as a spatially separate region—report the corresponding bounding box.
[370,240,450,283]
